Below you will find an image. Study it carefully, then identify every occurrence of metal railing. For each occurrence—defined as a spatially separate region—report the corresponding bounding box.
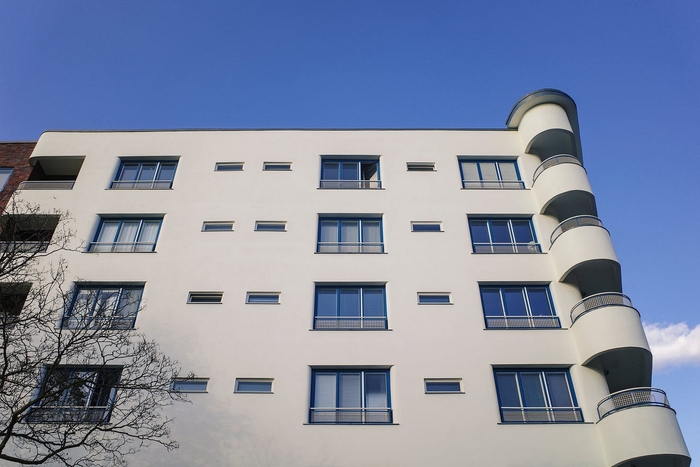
[316,242,384,253]
[61,315,137,330]
[550,215,606,245]
[532,154,583,183]
[17,181,75,190]
[472,242,541,254]
[597,388,671,420]
[25,406,111,423]
[319,180,382,189]
[109,180,173,190]
[462,180,525,189]
[309,408,392,424]
[0,241,49,253]
[314,317,387,330]
[485,316,561,329]
[570,292,635,324]
[500,407,583,423]
[87,242,156,253]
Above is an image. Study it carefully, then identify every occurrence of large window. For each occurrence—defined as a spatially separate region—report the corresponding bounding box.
[459,160,523,189]
[88,218,162,253]
[0,215,59,253]
[468,218,540,253]
[111,160,177,189]
[62,284,143,329]
[310,369,392,424]
[494,369,582,423]
[320,159,381,189]
[317,217,383,253]
[314,286,386,330]
[27,367,121,423]
[480,285,559,329]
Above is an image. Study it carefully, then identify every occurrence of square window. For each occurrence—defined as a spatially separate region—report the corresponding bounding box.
[468,218,540,254]
[411,222,442,232]
[417,293,452,305]
[235,379,273,393]
[214,162,244,171]
[425,379,462,393]
[255,221,286,232]
[246,292,280,304]
[0,214,60,253]
[480,285,559,329]
[263,162,291,171]
[314,285,387,330]
[320,158,381,189]
[494,369,583,423]
[317,217,383,253]
[459,159,523,189]
[310,369,392,424]
[202,222,234,232]
[111,159,177,189]
[0,283,30,325]
[187,292,223,304]
[88,217,162,253]
[171,378,209,392]
[406,162,435,171]
[62,284,144,329]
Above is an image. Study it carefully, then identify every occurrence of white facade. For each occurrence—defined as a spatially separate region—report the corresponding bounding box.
[15,90,690,466]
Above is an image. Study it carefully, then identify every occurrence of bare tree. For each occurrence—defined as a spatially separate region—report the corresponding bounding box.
[0,198,187,466]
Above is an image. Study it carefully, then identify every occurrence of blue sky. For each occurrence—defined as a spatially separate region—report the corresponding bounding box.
[1,0,699,459]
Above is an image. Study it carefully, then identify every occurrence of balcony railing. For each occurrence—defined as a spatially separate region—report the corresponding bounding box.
[26,406,111,423]
[473,242,542,254]
[500,407,583,423]
[0,241,49,253]
[532,154,583,183]
[314,317,387,330]
[61,316,137,330]
[309,408,392,424]
[462,180,525,189]
[485,316,561,329]
[316,242,384,253]
[88,242,156,253]
[17,181,75,190]
[319,180,382,189]
[570,292,635,324]
[550,215,606,245]
[597,388,671,420]
[109,180,173,190]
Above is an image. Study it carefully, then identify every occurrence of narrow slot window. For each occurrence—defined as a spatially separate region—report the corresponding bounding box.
[187,292,223,304]
[171,378,209,393]
[418,293,452,305]
[407,162,436,171]
[215,162,244,171]
[263,162,291,171]
[202,222,234,232]
[246,292,280,304]
[255,221,286,232]
[411,222,442,232]
[235,379,273,393]
[425,379,462,393]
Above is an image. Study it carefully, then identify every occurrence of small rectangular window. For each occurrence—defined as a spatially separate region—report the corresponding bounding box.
[255,221,286,232]
[425,379,462,393]
[417,293,452,305]
[187,292,223,304]
[411,222,442,232]
[246,292,280,304]
[215,162,244,171]
[171,378,209,392]
[0,168,13,191]
[235,379,273,393]
[407,162,435,171]
[263,162,291,171]
[202,222,234,232]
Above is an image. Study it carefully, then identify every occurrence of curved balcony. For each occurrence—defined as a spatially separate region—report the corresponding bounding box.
[516,103,578,159]
[548,216,621,293]
[597,388,690,467]
[533,156,596,218]
[570,293,651,391]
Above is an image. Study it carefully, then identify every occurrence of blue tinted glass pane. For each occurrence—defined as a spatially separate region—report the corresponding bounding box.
[338,373,361,408]
[426,381,461,392]
[419,294,451,304]
[503,288,527,316]
[511,220,534,243]
[339,289,360,316]
[340,221,359,242]
[157,163,176,181]
[470,221,490,243]
[527,288,552,316]
[118,164,139,181]
[248,294,279,303]
[172,380,208,392]
[256,223,285,231]
[323,162,339,180]
[412,223,441,232]
[490,221,511,244]
[316,289,338,317]
[480,289,504,316]
[365,373,388,408]
[545,373,573,407]
[362,289,385,317]
[138,163,157,181]
[496,373,520,407]
[237,381,272,392]
[521,373,546,407]
[341,162,359,180]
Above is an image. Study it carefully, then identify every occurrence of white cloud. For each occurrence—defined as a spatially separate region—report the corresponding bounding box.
[643,322,700,370]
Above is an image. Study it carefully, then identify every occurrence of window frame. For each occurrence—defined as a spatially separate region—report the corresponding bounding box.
[417,293,452,305]
[309,369,392,424]
[468,217,541,254]
[480,285,559,329]
[246,292,281,304]
[202,221,234,232]
[171,378,209,393]
[424,379,463,394]
[493,368,583,424]
[406,162,436,172]
[88,217,163,253]
[316,217,384,253]
[187,292,223,304]
[61,284,144,329]
[411,222,442,232]
[320,158,381,189]
[314,285,387,330]
[0,167,13,191]
[254,221,287,232]
[459,159,524,189]
[234,379,274,393]
[111,160,178,190]
[214,162,244,171]
[263,162,292,171]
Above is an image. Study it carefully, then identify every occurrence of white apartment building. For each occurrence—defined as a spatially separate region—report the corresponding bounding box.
[11,89,691,466]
